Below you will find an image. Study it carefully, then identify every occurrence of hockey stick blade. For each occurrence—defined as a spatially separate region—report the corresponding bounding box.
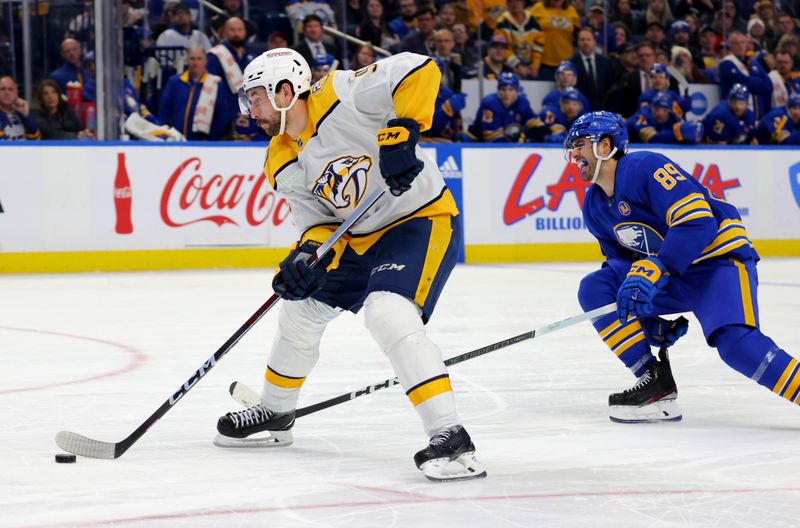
[55,189,386,459]
[228,302,616,416]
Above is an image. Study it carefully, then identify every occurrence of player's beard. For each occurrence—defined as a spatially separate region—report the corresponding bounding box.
[577,159,592,181]
[258,118,281,136]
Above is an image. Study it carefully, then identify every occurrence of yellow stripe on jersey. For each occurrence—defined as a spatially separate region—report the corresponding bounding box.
[692,220,752,264]
[773,358,797,394]
[639,127,657,142]
[666,193,713,227]
[732,259,756,327]
[781,368,800,401]
[264,135,299,190]
[604,320,643,349]
[665,193,704,224]
[265,366,306,389]
[392,58,440,132]
[414,215,453,307]
[614,331,646,357]
[406,374,452,407]
[672,122,684,142]
[598,318,622,339]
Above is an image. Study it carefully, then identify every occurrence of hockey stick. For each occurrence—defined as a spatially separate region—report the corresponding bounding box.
[55,189,386,459]
[229,301,617,416]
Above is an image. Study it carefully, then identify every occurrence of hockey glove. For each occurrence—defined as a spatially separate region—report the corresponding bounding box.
[443,93,466,115]
[640,315,689,348]
[378,117,424,196]
[272,240,335,301]
[617,257,669,323]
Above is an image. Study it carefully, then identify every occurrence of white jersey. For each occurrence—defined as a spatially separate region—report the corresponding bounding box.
[263,52,458,247]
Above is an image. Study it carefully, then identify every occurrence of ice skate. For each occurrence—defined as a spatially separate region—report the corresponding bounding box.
[213,404,295,447]
[609,348,682,423]
[413,425,487,482]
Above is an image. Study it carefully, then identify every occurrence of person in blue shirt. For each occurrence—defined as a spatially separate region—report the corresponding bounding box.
[565,110,798,423]
[0,75,40,140]
[158,46,229,140]
[532,87,586,143]
[756,92,800,145]
[542,61,591,111]
[47,38,91,97]
[703,83,757,144]
[627,91,703,144]
[637,63,691,118]
[467,71,539,142]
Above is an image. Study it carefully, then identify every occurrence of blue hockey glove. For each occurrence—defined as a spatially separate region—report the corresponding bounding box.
[272,240,335,301]
[444,92,466,114]
[677,121,704,143]
[617,257,669,323]
[640,315,689,348]
[378,118,424,196]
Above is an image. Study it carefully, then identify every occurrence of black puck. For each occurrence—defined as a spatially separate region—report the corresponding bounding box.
[55,453,77,463]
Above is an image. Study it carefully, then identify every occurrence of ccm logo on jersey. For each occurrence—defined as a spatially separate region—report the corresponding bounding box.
[312,154,372,209]
[371,263,406,275]
[614,223,664,255]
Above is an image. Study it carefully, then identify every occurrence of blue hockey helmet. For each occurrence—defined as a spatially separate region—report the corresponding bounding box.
[555,60,577,77]
[565,110,629,153]
[560,86,582,103]
[789,92,800,108]
[651,91,673,109]
[649,62,668,76]
[728,83,750,101]
[497,71,521,91]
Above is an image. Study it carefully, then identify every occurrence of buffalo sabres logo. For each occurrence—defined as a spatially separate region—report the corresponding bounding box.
[618,201,631,216]
[312,155,372,209]
[614,222,664,256]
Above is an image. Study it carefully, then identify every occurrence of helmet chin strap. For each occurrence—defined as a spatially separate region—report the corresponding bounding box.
[590,142,618,185]
[270,91,301,136]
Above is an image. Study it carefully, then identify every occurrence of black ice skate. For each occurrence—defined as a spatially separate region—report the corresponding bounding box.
[414,425,487,482]
[213,404,295,448]
[608,348,682,423]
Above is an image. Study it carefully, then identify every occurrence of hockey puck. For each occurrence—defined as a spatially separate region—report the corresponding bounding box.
[55,453,77,464]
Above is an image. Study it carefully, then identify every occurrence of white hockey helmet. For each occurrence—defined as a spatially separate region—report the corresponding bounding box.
[238,48,312,135]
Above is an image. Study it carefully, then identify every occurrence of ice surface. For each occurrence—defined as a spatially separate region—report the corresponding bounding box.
[2,260,799,527]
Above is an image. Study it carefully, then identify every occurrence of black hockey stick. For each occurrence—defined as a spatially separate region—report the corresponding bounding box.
[229,301,618,417]
[55,189,386,459]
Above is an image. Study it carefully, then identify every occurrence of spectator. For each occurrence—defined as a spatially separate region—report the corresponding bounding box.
[699,25,722,70]
[465,0,507,37]
[673,0,716,24]
[776,32,800,65]
[645,22,669,53]
[532,87,587,142]
[769,50,800,107]
[584,2,617,54]
[482,34,516,79]
[671,45,708,84]
[721,0,749,33]
[48,38,91,95]
[616,42,639,76]
[645,0,674,30]
[626,90,703,144]
[423,84,467,142]
[467,71,538,142]
[311,54,335,83]
[438,3,458,31]
[452,23,480,78]
[157,46,228,140]
[638,63,691,117]
[285,0,338,32]
[31,79,94,140]
[359,0,399,50]
[542,60,591,109]
[712,6,736,37]
[719,31,773,119]
[205,0,258,43]
[342,0,364,37]
[754,0,779,37]
[267,31,289,50]
[531,0,581,80]
[756,91,800,143]
[611,0,644,35]
[400,7,438,55]
[350,43,377,70]
[495,0,545,80]
[704,83,757,143]
[156,2,212,51]
[572,27,615,112]
[293,15,341,67]
[612,22,632,54]
[388,0,418,40]
[0,76,40,140]
[206,17,262,141]
[433,29,462,91]
[773,11,800,50]
[605,41,659,117]
[748,18,770,50]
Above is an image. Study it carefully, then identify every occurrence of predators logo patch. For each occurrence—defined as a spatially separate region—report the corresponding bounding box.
[312,154,372,209]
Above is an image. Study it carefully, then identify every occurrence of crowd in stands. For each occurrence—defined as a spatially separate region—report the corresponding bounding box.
[2,0,800,145]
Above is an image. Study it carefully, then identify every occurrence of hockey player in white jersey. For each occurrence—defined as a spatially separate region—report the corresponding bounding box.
[213,48,485,482]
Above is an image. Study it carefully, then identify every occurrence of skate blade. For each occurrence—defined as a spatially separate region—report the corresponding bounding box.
[420,452,487,482]
[609,398,683,424]
[213,430,294,448]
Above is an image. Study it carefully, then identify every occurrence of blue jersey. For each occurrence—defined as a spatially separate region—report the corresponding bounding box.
[756,107,800,145]
[582,151,757,275]
[533,105,586,143]
[718,55,772,120]
[702,102,756,144]
[542,88,591,112]
[424,86,466,142]
[467,93,538,142]
[0,109,40,140]
[637,89,690,118]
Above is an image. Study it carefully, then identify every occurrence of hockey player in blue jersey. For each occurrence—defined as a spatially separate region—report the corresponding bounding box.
[423,85,467,142]
[467,71,539,142]
[566,110,798,423]
[755,92,800,145]
[703,83,757,144]
[531,87,586,143]
[626,91,703,144]
[637,63,691,119]
[541,61,591,112]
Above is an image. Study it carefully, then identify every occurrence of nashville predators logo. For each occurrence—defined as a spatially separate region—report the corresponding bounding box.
[312,155,372,209]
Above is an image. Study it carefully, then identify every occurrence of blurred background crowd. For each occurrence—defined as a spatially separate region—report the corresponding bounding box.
[1,0,799,145]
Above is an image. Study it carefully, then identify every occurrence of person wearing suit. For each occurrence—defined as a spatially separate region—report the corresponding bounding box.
[605,40,681,117]
[292,14,340,67]
[571,27,616,112]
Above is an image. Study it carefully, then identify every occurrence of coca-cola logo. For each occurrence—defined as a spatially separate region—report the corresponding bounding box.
[160,157,290,227]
